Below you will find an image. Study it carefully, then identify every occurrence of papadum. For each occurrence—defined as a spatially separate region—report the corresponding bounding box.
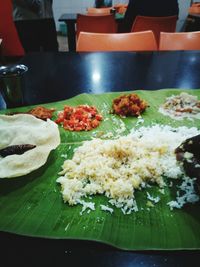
[0,114,60,178]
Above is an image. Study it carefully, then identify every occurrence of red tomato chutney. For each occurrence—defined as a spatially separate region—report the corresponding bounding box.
[55,105,103,131]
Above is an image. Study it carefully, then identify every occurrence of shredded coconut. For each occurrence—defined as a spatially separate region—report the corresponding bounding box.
[146,192,160,203]
[78,200,95,215]
[136,116,144,126]
[100,204,114,214]
[167,176,199,210]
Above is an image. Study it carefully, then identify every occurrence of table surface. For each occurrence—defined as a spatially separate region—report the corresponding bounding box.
[1,51,200,266]
[1,50,200,109]
[59,12,124,22]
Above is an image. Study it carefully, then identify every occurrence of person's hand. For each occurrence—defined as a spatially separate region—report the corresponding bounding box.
[192,3,200,7]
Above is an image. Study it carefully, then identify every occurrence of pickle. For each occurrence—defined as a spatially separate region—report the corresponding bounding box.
[0,144,36,157]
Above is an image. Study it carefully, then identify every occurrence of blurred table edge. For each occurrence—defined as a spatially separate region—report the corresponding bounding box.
[1,231,200,267]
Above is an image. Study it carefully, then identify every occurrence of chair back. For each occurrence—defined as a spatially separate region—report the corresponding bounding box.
[131,15,178,45]
[0,0,24,57]
[76,14,117,39]
[76,31,157,52]
[87,7,113,14]
[159,31,200,50]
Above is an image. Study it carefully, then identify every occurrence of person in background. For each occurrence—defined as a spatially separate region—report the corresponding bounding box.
[12,0,58,52]
[95,0,105,7]
[95,0,112,8]
[119,0,179,32]
[0,0,25,57]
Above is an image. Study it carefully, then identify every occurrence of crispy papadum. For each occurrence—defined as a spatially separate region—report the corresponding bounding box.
[0,114,60,178]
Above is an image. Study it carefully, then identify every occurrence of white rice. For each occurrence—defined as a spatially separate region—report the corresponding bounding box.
[57,124,200,214]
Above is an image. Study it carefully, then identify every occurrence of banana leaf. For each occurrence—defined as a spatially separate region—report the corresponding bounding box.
[0,89,200,250]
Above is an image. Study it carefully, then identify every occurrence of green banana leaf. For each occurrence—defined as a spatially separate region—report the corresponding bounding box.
[1,89,200,250]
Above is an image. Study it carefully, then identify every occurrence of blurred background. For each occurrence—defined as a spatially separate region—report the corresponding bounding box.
[54,0,192,51]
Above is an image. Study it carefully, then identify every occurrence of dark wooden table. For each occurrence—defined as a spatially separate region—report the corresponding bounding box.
[1,51,200,266]
[58,13,124,51]
[1,50,200,109]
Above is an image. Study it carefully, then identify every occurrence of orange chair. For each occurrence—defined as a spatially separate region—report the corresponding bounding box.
[87,7,113,15]
[131,15,178,46]
[0,0,24,57]
[76,31,157,52]
[76,14,117,39]
[159,31,200,51]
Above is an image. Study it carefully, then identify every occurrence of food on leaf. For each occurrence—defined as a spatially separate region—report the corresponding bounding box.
[28,106,55,120]
[0,114,60,178]
[7,106,56,120]
[112,93,148,117]
[57,125,200,214]
[159,92,200,120]
[175,134,200,181]
[55,105,103,131]
[0,144,36,157]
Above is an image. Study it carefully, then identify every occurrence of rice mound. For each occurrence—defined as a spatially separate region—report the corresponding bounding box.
[57,124,200,214]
